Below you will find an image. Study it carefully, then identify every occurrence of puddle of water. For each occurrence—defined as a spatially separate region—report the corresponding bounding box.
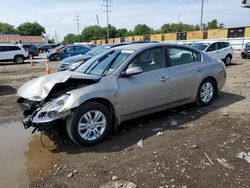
[0,122,31,188]
[0,122,57,187]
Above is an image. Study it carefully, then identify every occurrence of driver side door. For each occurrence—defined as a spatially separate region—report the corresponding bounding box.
[117,47,171,118]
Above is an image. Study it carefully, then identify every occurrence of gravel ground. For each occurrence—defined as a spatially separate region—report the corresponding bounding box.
[0,53,250,188]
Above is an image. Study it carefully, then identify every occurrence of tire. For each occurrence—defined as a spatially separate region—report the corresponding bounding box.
[224,55,232,66]
[66,102,112,146]
[14,56,24,64]
[196,78,216,106]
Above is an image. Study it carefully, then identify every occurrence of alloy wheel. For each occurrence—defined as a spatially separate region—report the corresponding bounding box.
[78,110,107,141]
[200,82,214,103]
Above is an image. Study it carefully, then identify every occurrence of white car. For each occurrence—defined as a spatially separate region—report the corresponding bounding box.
[0,44,29,63]
[191,41,233,65]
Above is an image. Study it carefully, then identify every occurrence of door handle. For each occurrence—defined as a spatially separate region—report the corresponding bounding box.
[216,51,220,53]
[160,76,169,82]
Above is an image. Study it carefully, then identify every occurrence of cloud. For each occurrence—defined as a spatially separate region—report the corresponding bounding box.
[0,0,249,41]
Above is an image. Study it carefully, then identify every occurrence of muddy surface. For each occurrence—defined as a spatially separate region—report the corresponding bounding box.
[0,53,250,188]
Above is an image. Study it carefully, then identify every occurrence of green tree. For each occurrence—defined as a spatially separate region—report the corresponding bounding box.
[205,19,224,30]
[133,24,151,35]
[81,25,104,42]
[161,23,200,33]
[116,28,128,37]
[63,33,78,44]
[0,22,15,33]
[16,22,45,36]
[103,25,118,39]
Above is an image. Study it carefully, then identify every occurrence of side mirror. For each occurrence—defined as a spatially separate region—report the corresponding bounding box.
[122,67,143,77]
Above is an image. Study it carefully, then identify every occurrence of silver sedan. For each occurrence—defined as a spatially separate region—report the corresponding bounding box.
[17,43,226,146]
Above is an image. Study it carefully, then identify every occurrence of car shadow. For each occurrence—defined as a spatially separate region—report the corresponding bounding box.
[47,91,245,154]
[0,85,17,96]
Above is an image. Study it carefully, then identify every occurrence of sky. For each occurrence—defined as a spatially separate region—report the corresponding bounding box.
[0,0,249,41]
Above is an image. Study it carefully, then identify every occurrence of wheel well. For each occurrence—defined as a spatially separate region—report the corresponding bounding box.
[226,54,232,59]
[14,54,24,59]
[203,76,218,95]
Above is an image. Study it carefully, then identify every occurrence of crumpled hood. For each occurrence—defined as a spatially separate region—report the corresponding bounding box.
[17,71,100,101]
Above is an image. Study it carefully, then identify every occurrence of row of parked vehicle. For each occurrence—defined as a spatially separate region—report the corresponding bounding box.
[53,40,236,73]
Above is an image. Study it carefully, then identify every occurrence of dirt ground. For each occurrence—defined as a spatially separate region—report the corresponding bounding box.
[0,53,250,188]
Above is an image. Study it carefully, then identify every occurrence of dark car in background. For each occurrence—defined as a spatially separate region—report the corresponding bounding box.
[22,44,39,58]
[58,42,147,71]
[47,44,91,61]
[38,44,53,52]
[241,42,250,59]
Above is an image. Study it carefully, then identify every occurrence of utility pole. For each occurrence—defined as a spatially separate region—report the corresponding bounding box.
[177,14,181,32]
[200,0,205,31]
[102,0,112,41]
[54,30,58,44]
[96,15,100,27]
[74,12,81,43]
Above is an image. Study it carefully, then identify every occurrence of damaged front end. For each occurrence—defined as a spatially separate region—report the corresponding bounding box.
[17,94,71,132]
[17,71,101,133]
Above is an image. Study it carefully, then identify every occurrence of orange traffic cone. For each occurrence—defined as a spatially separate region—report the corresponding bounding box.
[30,55,34,66]
[46,61,51,75]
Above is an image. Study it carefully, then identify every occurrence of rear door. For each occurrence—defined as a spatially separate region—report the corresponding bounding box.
[218,42,227,59]
[166,46,203,102]
[62,46,75,58]
[118,47,172,116]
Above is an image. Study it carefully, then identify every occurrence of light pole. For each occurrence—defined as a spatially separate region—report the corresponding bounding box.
[102,0,112,41]
[200,0,205,31]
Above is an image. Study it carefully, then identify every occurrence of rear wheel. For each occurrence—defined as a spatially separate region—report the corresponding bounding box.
[224,55,232,65]
[66,102,112,146]
[196,78,216,106]
[14,56,24,64]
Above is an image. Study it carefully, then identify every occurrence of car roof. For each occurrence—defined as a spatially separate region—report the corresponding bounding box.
[112,43,185,51]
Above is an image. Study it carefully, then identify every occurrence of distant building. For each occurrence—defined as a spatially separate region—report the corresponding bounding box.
[0,34,47,45]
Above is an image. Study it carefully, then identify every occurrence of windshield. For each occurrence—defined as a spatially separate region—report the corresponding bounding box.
[86,45,111,57]
[191,43,210,51]
[246,43,250,47]
[75,50,133,76]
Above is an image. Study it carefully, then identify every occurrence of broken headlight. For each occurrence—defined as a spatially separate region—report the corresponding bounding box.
[33,94,71,123]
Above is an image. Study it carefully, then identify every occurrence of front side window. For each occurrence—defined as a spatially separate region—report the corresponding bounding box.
[66,46,75,52]
[75,46,83,50]
[246,43,250,47]
[128,48,165,73]
[191,43,210,51]
[167,47,201,67]
[207,43,219,52]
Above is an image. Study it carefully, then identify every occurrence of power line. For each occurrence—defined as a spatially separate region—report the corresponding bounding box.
[74,12,81,42]
[102,0,112,41]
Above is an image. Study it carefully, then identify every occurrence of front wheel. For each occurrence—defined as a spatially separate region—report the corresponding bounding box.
[196,78,216,106]
[66,102,112,146]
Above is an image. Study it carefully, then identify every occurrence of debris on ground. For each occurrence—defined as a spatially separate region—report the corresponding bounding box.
[236,152,250,164]
[190,144,198,149]
[222,112,229,116]
[67,172,73,178]
[100,181,136,188]
[204,152,214,165]
[216,158,234,169]
[137,139,143,148]
[112,175,119,181]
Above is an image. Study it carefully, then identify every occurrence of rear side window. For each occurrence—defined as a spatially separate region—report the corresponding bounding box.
[9,46,21,51]
[167,47,201,67]
[218,42,225,49]
[224,42,230,47]
[128,47,165,73]
[0,46,20,52]
[207,43,219,51]
[75,46,83,50]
